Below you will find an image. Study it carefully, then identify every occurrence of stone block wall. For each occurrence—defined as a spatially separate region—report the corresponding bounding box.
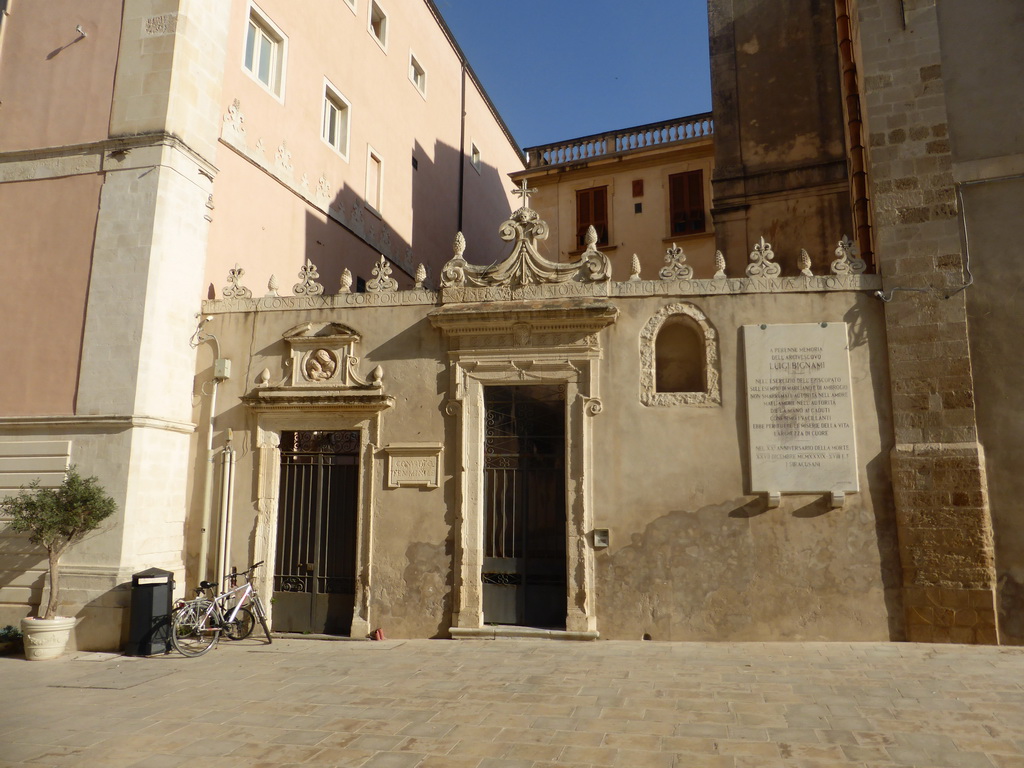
[854,0,999,643]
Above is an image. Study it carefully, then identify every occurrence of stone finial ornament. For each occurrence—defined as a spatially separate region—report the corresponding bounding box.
[339,268,353,294]
[222,264,252,299]
[266,274,280,297]
[713,250,727,279]
[629,254,642,282]
[659,243,694,280]
[293,259,324,296]
[256,367,271,387]
[799,249,814,277]
[831,235,867,275]
[441,232,468,288]
[366,255,398,292]
[414,263,427,289]
[746,236,781,278]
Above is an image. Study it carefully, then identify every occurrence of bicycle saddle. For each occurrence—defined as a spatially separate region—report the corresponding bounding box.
[199,580,218,590]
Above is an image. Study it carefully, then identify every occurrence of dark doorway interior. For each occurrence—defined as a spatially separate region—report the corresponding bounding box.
[274,430,359,635]
[482,385,567,629]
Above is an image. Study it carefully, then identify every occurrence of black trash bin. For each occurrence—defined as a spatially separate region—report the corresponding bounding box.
[126,567,174,655]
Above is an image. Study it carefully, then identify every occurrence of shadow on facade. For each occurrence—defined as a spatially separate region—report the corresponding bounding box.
[301,138,513,296]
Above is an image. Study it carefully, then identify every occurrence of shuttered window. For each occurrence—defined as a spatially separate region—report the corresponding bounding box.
[669,171,705,235]
[576,186,609,248]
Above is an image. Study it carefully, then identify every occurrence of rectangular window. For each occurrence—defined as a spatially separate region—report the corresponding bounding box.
[409,53,427,96]
[576,186,609,248]
[243,4,286,97]
[470,143,481,173]
[366,148,383,213]
[668,170,706,235]
[369,1,388,49]
[322,82,350,159]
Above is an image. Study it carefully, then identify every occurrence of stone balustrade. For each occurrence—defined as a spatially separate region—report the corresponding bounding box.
[524,112,714,168]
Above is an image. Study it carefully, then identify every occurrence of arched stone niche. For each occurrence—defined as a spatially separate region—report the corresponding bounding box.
[640,302,721,407]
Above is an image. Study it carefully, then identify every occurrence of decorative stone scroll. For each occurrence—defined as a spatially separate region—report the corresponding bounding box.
[281,321,383,389]
[659,243,693,280]
[639,302,721,407]
[439,181,612,289]
[384,443,442,489]
[831,235,867,275]
[366,255,398,292]
[292,259,323,296]
[222,264,252,299]
[746,236,781,278]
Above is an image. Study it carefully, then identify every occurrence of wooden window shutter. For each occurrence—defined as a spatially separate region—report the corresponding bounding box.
[576,186,609,248]
[669,171,706,235]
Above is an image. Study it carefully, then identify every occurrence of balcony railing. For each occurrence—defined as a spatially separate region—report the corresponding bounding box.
[524,112,714,169]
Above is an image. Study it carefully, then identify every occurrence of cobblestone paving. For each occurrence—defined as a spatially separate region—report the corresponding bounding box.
[0,639,1021,768]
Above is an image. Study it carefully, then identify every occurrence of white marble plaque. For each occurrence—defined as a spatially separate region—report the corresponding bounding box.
[743,323,858,493]
[385,443,442,489]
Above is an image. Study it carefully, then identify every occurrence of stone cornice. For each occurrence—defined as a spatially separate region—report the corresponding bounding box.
[0,415,196,435]
[202,273,881,315]
[0,132,218,183]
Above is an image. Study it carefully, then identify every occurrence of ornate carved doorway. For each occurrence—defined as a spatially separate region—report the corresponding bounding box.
[273,430,359,635]
[483,385,567,628]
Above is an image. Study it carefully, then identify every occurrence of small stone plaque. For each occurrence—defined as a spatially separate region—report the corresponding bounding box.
[743,322,858,493]
[385,443,442,489]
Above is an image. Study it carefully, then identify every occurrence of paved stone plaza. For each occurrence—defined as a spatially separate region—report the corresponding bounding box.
[0,639,1022,768]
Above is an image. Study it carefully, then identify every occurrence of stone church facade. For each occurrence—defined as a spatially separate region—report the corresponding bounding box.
[1,0,1021,647]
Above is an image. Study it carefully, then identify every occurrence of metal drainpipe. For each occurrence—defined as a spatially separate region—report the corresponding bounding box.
[195,327,222,586]
[457,63,467,233]
[215,429,236,585]
[835,0,874,267]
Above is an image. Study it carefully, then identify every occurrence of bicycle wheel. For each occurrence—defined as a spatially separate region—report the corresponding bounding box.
[251,594,273,644]
[224,606,255,640]
[171,600,219,657]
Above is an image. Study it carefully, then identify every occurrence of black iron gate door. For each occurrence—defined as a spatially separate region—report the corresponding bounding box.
[274,430,359,635]
[483,385,567,629]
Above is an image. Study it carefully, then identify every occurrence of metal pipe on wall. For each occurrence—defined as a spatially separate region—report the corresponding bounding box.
[215,430,236,584]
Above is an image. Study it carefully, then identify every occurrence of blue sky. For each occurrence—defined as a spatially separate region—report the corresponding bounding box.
[434,1,712,150]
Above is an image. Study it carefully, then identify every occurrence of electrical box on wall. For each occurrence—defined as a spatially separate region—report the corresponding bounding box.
[593,529,610,549]
[214,358,232,381]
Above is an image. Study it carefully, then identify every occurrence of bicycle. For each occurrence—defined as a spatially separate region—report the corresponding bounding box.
[170,561,273,657]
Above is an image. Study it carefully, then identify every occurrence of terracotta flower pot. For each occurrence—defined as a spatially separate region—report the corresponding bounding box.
[20,616,78,661]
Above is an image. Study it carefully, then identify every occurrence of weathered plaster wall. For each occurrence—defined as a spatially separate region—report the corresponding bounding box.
[594,291,898,641]
[200,282,898,641]
[0,175,100,416]
[194,302,454,638]
[0,0,122,152]
[936,1,1024,644]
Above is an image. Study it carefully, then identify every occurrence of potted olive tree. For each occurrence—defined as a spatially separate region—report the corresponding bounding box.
[1,467,116,660]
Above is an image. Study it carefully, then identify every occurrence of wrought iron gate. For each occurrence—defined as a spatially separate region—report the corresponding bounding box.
[483,385,567,629]
[274,430,359,635]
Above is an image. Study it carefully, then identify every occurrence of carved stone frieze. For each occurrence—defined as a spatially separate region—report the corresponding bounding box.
[279,321,383,390]
[639,302,721,407]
